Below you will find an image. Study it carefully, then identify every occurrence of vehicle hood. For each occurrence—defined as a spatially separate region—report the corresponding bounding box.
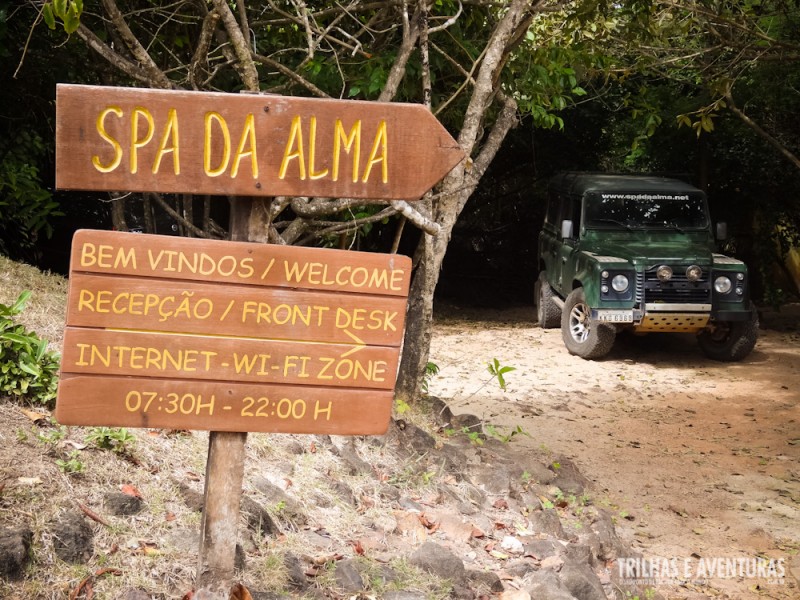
[580,239,714,266]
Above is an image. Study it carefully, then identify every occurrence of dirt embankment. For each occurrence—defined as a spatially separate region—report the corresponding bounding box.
[429,303,800,599]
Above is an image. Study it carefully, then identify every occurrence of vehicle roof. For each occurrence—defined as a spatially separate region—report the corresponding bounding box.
[550,172,703,195]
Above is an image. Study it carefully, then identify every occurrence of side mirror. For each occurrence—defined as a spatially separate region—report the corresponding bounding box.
[716,222,728,241]
[561,219,574,240]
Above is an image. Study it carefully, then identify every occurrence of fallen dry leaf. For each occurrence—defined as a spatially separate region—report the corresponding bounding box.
[121,484,143,498]
[230,583,253,600]
[20,408,48,423]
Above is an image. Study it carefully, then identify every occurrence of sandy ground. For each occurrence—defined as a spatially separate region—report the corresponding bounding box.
[429,303,800,599]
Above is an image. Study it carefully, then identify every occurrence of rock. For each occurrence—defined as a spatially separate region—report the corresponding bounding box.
[421,396,454,427]
[0,526,32,579]
[252,477,307,525]
[505,559,536,578]
[523,539,558,560]
[467,569,505,593]
[51,512,94,564]
[394,510,428,542]
[451,413,483,434]
[518,460,557,485]
[451,582,476,599]
[340,446,373,477]
[250,592,292,600]
[499,591,531,600]
[434,512,474,544]
[436,443,470,478]
[116,589,151,600]
[408,541,466,583]
[104,491,144,516]
[550,457,591,496]
[529,508,565,538]
[590,509,628,562]
[241,496,280,536]
[175,480,204,512]
[166,528,200,553]
[559,558,607,600]
[501,535,525,555]
[397,423,436,454]
[470,464,512,494]
[330,480,357,506]
[525,570,578,600]
[333,558,364,593]
[284,553,309,590]
[382,593,427,600]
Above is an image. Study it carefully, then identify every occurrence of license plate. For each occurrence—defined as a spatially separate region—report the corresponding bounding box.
[594,310,633,323]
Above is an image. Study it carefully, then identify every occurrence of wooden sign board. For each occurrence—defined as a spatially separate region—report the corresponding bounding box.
[55,230,411,435]
[55,84,465,201]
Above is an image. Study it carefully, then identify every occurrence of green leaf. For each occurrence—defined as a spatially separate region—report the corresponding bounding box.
[63,8,80,34]
[10,291,31,315]
[42,3,56,29]
[53,0,67,18]
[1,332,33,347]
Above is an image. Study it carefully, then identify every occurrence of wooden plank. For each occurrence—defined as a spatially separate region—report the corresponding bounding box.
[66,273,408,346]
[61,327,399,390]
[70,229,411,296]
[54,375,393,435]
[55,84,464,201]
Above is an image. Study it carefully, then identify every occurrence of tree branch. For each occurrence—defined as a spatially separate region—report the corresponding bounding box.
[211,0,259,90]
[100,0,175,89]
[724,86,800,171]
[75,25,153,86]
[251,53,331,98]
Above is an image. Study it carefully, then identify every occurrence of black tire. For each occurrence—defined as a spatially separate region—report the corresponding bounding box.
[697,309,759,362]
[535,272,561,329]
[560,287,616,359]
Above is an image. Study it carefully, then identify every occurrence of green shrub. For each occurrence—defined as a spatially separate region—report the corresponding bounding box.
[0,291,60,406]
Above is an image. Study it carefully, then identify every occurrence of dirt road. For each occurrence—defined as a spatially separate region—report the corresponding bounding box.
[429,303,800,599]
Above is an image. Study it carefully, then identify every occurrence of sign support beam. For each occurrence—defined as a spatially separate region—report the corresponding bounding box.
[195,198,252,599]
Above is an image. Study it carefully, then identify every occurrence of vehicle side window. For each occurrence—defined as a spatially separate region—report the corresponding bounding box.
[545,190,560,226]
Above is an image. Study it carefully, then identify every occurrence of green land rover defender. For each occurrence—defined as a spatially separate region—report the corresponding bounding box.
[535,173,758,361]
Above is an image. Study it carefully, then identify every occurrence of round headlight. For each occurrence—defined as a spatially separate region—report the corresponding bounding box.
[611,274,629,292]
[686,265,703,281]
[714,276,732,294]
[656,265,673,281]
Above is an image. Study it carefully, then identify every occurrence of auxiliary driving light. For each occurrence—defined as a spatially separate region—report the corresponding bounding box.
[656,265,673,281]
[686,265,703,281]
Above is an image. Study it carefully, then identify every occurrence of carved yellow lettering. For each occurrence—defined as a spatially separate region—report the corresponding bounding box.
[130,107,155,175]
[308,117,329,180]
[92,107,123,173]
[152,108,180,175]
[314,400,332,420]
[362,120,388,183]
[204,112,230,177]
[279,116,306,180]
[332,119,361,182]
[231,113,258,178]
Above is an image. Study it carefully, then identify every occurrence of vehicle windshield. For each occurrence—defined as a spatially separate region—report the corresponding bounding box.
[584,192,709,230]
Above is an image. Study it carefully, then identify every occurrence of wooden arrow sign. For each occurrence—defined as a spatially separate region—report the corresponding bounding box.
[55,84,464,201]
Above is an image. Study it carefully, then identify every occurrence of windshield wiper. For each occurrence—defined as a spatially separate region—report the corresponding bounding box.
[591,218,632,231]
[642,221,686,233]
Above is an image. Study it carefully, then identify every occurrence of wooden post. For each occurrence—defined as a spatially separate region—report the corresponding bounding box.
[196,431,247,598]
[195,198,253,599]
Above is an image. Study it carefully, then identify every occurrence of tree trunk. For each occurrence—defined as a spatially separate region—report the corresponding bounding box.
[395,0,531,402]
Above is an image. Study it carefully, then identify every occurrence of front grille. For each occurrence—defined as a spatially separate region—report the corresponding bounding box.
[642,266,711,304]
